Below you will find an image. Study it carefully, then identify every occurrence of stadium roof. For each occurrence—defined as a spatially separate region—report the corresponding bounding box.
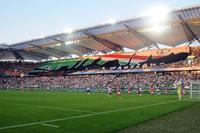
[1,5,200,61]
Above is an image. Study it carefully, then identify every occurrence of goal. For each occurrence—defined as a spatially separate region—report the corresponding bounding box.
[189,80,200,100]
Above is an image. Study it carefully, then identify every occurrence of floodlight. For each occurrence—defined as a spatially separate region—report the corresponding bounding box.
[56,43,61,46]
[36,35,45,39]
[74,40,80,43]
[64,28,73,34]
[108,18,117,24]
[65,41,73,45]
[65,40,80,45]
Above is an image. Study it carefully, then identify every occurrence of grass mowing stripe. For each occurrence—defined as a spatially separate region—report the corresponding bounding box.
[0,101,95,113]
[0,100,181,130]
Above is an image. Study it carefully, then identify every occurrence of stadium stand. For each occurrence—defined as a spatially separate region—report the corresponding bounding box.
[0,46,200,77]
[0,46,200,91]
[1,5,200,92]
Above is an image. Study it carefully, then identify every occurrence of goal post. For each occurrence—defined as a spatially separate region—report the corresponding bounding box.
[189,80,200,100]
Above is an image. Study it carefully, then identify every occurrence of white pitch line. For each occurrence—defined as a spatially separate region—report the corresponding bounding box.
[0,100,180,130]
[33,105,95,113]
[0,101,95,113]
[41,123,59,128]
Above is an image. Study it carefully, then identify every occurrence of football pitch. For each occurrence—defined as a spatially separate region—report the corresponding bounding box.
[0,90,198,133]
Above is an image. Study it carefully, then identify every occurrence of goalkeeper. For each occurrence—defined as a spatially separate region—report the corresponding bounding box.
[177,81,182,101]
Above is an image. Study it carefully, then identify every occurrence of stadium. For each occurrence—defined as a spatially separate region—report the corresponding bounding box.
[0,1,200,133]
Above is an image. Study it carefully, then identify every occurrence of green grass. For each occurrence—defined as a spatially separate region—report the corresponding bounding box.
[0,91,196,133]
[118,101,200,133]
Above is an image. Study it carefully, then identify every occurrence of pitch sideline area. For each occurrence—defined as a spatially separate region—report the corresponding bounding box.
[0,91,197,133]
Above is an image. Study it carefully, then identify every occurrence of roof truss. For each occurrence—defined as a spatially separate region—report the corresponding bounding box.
[53,39,94,54]
[178,14,200,45]
[124,24,159,49]
[28,43,68,58]
[19,50,49,59]
[83,30,123,51]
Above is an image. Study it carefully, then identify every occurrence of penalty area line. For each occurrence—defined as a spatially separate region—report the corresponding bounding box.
[0,100,180,130]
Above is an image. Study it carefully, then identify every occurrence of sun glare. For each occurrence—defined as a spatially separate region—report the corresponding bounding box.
[143,5,170,33]
[147,6,170,24]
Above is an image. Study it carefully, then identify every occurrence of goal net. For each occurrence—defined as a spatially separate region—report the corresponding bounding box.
[188,80,200,100]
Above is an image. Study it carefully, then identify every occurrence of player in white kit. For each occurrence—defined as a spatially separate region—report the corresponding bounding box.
[107,86,112,97]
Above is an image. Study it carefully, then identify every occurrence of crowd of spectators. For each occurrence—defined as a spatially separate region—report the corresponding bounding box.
[0,72,199,91]
[191,46,200,57]
[0,61,39,77]
[0,46,200,93]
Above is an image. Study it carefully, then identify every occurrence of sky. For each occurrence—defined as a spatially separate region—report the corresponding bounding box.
[0,0,200,44]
